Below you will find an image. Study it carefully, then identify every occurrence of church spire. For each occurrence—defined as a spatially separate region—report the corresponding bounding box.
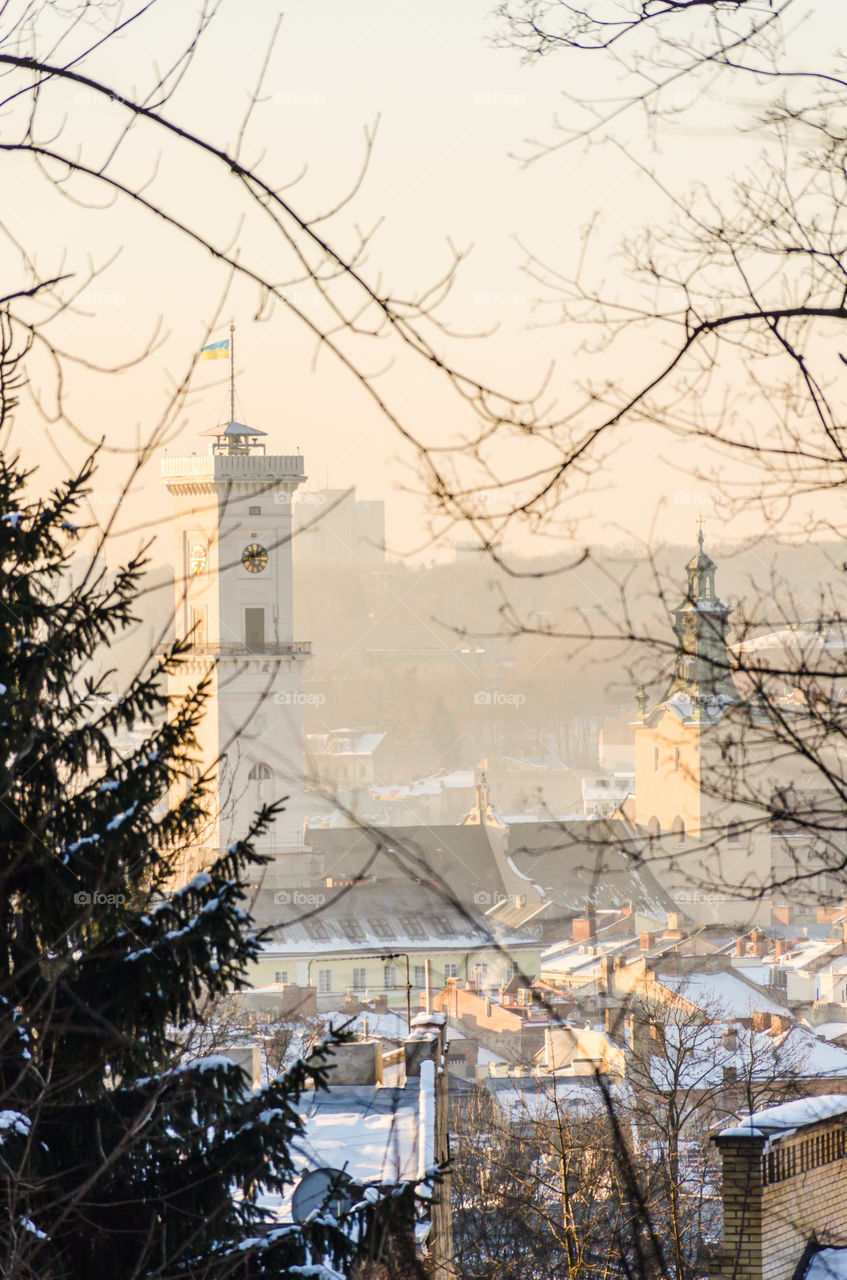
[666,527,740,717]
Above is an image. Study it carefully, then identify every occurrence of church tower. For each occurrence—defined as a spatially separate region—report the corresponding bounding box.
[162,399,310,876]
[633,533,773,923]
[666,528,741,712]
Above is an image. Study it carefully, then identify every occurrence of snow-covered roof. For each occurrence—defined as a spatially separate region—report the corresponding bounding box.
[251,879,541,956]
[806,1249,847,1280]
[660,970,790,1018]
[484,1074,630,1123]
[812,1023,847,1042]
[718,1094,847,1139]
[260,1068,437,1223]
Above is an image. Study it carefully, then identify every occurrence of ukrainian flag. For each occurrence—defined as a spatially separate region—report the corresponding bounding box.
[200,339,229,360]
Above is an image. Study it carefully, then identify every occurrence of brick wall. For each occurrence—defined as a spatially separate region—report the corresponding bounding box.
[713,1107,847,1280]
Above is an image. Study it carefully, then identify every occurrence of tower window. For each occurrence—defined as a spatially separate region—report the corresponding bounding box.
[190,607,205,649]
[245,607,265,652]
[672,816,686,845]
[648,816,661,843]
[248,762,272,781]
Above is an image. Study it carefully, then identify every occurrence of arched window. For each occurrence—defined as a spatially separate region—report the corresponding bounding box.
[672,815,686,845]
[648,816,661,843]
[653,747,660,774]
[248,763,274,843]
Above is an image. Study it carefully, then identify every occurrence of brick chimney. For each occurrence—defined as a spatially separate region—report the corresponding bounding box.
[639,931,657,950]
[573,912,596,942]
[750,929,767,959]
[712,1096,847,1280]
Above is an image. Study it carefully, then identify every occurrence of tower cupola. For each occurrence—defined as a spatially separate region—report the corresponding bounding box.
[667,529,740,716]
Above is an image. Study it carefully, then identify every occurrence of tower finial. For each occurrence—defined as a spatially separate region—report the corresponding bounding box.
[696,513,705,550]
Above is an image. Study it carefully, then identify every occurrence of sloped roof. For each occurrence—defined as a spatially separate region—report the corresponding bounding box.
[507,819,677,918]
[251,878,539,954]
[306,824,504,900]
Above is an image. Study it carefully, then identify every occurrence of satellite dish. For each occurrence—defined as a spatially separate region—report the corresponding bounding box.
[291,1167,353,1223]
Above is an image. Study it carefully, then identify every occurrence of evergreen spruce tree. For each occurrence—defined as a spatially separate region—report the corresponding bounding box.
[0,337,419,1278]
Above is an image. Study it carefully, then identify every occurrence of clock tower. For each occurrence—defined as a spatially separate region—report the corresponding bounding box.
[162,417,310,876]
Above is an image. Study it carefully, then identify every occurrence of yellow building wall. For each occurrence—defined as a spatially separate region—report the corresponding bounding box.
[634,709,702,836]
[248,946,541,1002]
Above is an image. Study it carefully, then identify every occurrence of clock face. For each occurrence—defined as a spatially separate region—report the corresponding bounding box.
[242,542,268,574]
[189,543,207,575]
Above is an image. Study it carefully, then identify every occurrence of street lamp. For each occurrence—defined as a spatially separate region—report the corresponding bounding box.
[380,952,412,1031]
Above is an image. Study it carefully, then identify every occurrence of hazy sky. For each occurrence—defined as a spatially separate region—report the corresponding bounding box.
[3,0,839,568]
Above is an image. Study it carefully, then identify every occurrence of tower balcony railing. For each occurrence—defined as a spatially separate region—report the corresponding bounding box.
[161,454,305,481]
[185,640,312,657]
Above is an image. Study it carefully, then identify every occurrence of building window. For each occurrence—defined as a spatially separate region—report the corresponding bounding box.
[248,762,272,781]
[340,919,364,940]
[383,964,398,989]
[352,967,367,991]
[400,917,426,939]
[249,505,262,515]
[430,915,453,937]
[444,963,458,981]
[190,606,205,648]
[413,964,426,988]
[508,961,521,979]
[318,969,332,994]
[653,747,659,773]
[674,747,680,772]
[727,822,740,844]
[369,917,395,939]
[672,815,686,845]
[274,970,289,985]
[245,607,265,652]
[305,920,328,941]
[648,816,661,842]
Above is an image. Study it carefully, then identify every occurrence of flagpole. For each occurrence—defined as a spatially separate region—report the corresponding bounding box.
[229,322,235,422]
